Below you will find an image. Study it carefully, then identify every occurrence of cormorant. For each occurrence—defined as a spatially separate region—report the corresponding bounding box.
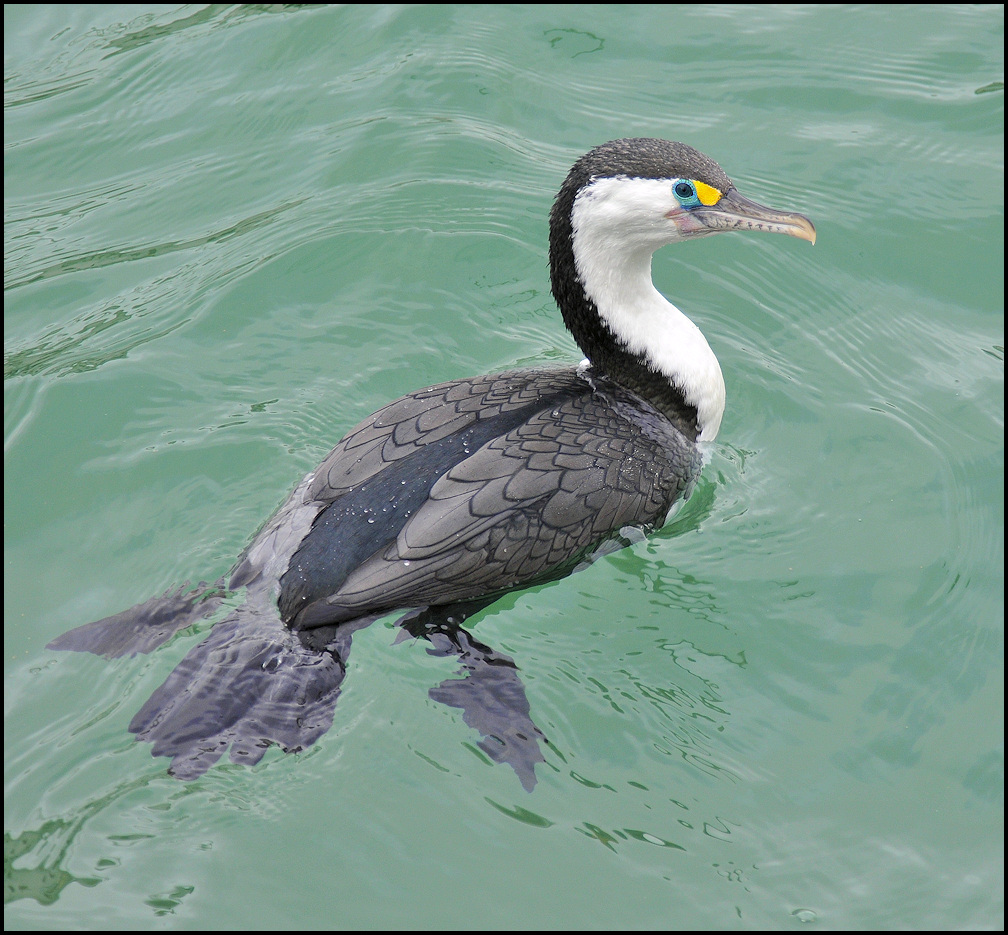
[49,138,815,789]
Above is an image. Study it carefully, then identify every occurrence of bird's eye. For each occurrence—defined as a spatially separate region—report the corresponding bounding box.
[673,180,700,207]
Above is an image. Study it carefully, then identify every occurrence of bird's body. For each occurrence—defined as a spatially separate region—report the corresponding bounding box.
[49,139,814,787]
[264,366,700,631]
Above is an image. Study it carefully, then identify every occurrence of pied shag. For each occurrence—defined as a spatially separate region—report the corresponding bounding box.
[49,138,815,788]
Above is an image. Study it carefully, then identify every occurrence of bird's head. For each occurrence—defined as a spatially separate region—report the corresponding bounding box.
[548,138,816,443]
[553,138,815,262]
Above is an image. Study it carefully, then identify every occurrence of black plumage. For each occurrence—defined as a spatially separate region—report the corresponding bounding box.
[273,368,699,629]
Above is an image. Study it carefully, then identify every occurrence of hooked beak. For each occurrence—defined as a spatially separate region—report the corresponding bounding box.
[691,188,816,245]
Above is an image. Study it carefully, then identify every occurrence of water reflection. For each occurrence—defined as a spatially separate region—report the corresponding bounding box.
[4,819,100,906]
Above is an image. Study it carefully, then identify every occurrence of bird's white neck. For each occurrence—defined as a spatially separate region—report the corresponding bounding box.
[570,178,725,441]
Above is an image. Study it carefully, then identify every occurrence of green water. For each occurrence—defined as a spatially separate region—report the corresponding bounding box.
[4,4,1003,929]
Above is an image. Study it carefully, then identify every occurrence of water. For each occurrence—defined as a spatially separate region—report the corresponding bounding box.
[4,4,1003,929]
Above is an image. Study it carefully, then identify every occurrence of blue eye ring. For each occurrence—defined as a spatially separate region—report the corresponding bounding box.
[673,180,700,206]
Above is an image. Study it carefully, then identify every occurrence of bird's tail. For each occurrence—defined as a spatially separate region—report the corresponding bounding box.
[49,583,369,779]
[126,604,366,779]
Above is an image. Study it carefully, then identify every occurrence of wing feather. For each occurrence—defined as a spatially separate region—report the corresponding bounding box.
[295,386,699,625]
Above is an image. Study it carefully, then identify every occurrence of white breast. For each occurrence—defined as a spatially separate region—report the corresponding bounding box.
[570,176,726,441]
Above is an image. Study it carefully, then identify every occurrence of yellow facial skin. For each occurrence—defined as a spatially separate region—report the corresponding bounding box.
[692,180,722,206]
